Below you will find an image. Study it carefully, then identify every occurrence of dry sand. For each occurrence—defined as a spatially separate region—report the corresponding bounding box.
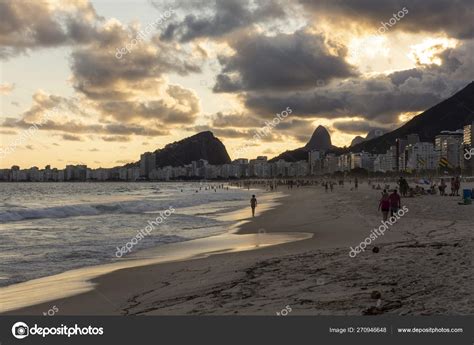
[5,181,473,316]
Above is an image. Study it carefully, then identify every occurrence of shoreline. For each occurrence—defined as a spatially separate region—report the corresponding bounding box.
[3,182,473,315]
[0,188,311,314]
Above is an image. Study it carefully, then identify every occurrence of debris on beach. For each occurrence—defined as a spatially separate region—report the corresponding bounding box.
[371,291,381,299]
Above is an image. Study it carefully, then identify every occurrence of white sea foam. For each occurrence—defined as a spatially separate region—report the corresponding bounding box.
[0,182,254,287]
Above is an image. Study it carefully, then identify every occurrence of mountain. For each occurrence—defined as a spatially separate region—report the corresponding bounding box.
[153,131,231,167]
[365,129,385,140]
[350,135,365,147]
[270,125,332,162]
[349,81,474,153]
[305,125,332,150]
[270,81,473,162]
[350,129,385,147]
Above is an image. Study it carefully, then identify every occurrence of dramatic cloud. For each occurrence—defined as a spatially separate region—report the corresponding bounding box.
[2,0,473,162]
[214,30,358,92]
[203,113,315,143]
[300,0,474,39]
[95,86,200,124]
[0,0,100,58]
[244,79,443,124]
[242,38,474,127]
[332,120,391,134]
[68,20,202,126]
[160,0,287,42]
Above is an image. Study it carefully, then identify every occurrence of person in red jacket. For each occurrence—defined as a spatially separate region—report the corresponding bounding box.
[378,190,390,221]
[389,189,401,216]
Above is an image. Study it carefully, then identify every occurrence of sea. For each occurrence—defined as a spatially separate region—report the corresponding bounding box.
[0,182,255,287]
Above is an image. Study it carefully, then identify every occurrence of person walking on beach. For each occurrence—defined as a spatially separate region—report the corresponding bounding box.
[389,189,401,216]
[354,178,358,190]
[454,176,461,196]
[439,178,447,196]
[378,190,390,221]
[250,195,257,217]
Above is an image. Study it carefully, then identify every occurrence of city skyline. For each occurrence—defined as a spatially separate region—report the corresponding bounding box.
[1,0,474,168]
[1,120,472,181]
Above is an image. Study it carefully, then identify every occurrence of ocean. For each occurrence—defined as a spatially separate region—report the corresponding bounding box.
[0,182,254,287]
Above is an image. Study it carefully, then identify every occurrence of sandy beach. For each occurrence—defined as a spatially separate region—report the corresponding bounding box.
[3,181,473,316]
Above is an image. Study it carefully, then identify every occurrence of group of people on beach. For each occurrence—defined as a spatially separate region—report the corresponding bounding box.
[243,175,466,218]
[438,177,461,196]
[378,189,401,221]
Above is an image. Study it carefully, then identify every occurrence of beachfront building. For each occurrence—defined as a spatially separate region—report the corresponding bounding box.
[323,154,338,174]
[249,156,270,177]
[404,142,437,171]
[231,159,249,178]
[308,150,323,175]
[435,130,464,168]
[5,124,473,182]
[350,152,375,171]
[65,164,87,181]
[140,152,156,178]
[462,122,474,172]
[373,146,397,173]
[395,134,419,171]
[337,153,351,172]
[0,169,11,181]
[464,122,473,147]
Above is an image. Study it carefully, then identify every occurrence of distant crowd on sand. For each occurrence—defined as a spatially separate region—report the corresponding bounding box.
[372,176,462,197]
[229,175,469,219]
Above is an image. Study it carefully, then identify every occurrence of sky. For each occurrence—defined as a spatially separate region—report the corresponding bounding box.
[0,0,473,169]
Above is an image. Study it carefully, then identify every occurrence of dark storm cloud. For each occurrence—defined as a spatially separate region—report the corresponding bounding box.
[214,31,358,92]
[388,69,423,86]
[203,113,314,143]
[243,39,474,126]
[299,0,474,39]
[332,121,390,134]
[244,78,443,123]
[160,0,287,42]
[0,0,100,59]
[245,92,345,117]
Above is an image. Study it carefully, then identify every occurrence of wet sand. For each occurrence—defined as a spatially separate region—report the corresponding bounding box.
[3,182,473,315]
